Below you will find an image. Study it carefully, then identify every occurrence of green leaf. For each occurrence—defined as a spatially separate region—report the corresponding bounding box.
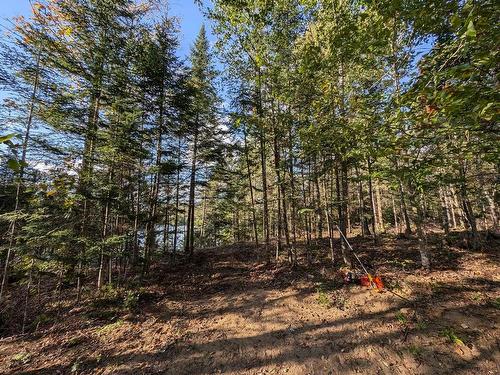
[7,159,20,172]
[6,159,27,173]
[480,102,495,121]
[0,133,16,143]
[450,14,461,30]
[462,20,476,38]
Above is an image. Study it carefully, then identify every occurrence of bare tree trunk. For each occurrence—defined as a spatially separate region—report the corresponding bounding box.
[486,190,498,230]
[255,69,270,260]
[259,126,270,259]
[300,164,311,247]
[288,126,297,257]
[459,164,479,249]
[415,196,430,271]
[392,196,399,234]
[173,138,182,258]
[22,259,35,334]
[313,158,323,240]
[340,162,352,267]
[336,162,351,267]
[375,181,384,232]
[76,259,83,304]
[443,188,452,229]
[200,189,207,245]
[322,177,335,264]
[367,159,377,241]
[145,90,165,272]
[243,127,259,245]
[186,128,198,257]
[274,134,291,263]
[98,187,111,289]
[163,184,170,255]
[439,187,450,235]
[356,167,370,237]
[399,181,412,235]
[450,186,463,228]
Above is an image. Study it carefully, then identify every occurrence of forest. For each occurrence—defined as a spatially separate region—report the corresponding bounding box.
[0,0,498,374]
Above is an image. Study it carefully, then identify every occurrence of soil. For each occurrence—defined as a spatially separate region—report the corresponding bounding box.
[0,233,499,374]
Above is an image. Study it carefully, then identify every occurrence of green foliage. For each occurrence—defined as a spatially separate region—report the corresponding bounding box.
[441,327,465,346]
[124,290,140,311]
[395,311,408,324]
[96,320,124,336]
[0,133,16,143]
[316,282,340,309]
[416,320,428,330]
[490,298,500,309]
[12,352,31,365]
[7,159,28,173]
[316,289,331,308]
[90,285,125,316]
[407,345,423,358]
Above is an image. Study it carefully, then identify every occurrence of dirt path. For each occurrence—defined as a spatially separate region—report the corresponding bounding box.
[1,239,499,374]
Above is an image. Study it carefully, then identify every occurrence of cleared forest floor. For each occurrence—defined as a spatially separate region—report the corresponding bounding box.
[1,233,499,374]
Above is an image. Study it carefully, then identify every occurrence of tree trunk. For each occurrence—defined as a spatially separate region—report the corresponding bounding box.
[399,181,412,235]
[439,187,450,235]
[186,127,198,257]
[313,158,323,240]
[375,181,384,232]
[322,177,335,265]
[367,159,377,241]
[415,196,430,271]
[144,88,165,272]
[201,189,207,245]
[243,127,259,245]
[259,126,270,259]
[459,164,479,249]
[172,138,182,258]
[288,126,297,253]
[98,178,111,290]
[163,184,170,255]
[340,162,352,267]
[356,167,370,236]
[336,162,352,267]
[392,196,399,234]
[21,259,35,334]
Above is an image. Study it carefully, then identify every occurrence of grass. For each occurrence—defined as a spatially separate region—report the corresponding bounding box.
[316,289,331,307]
[316,282,337,308]
[441,327,465,346]
[124,290,140,310]
[415,320,428,330]
[490,297,500,309]
[12,352,31,365]
[96,319,124,336]
[395,311,408,324]
[407,344,423,358]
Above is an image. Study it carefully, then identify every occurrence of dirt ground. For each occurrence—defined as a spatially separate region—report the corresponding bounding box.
[1,233,499,374]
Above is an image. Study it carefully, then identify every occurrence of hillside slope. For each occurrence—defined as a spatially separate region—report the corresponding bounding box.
[1,236,499,374]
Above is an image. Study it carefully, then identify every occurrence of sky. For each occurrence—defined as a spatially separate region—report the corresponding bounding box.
[0,0,214,59]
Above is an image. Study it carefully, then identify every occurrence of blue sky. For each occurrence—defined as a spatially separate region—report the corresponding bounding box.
[0,0,214,59]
